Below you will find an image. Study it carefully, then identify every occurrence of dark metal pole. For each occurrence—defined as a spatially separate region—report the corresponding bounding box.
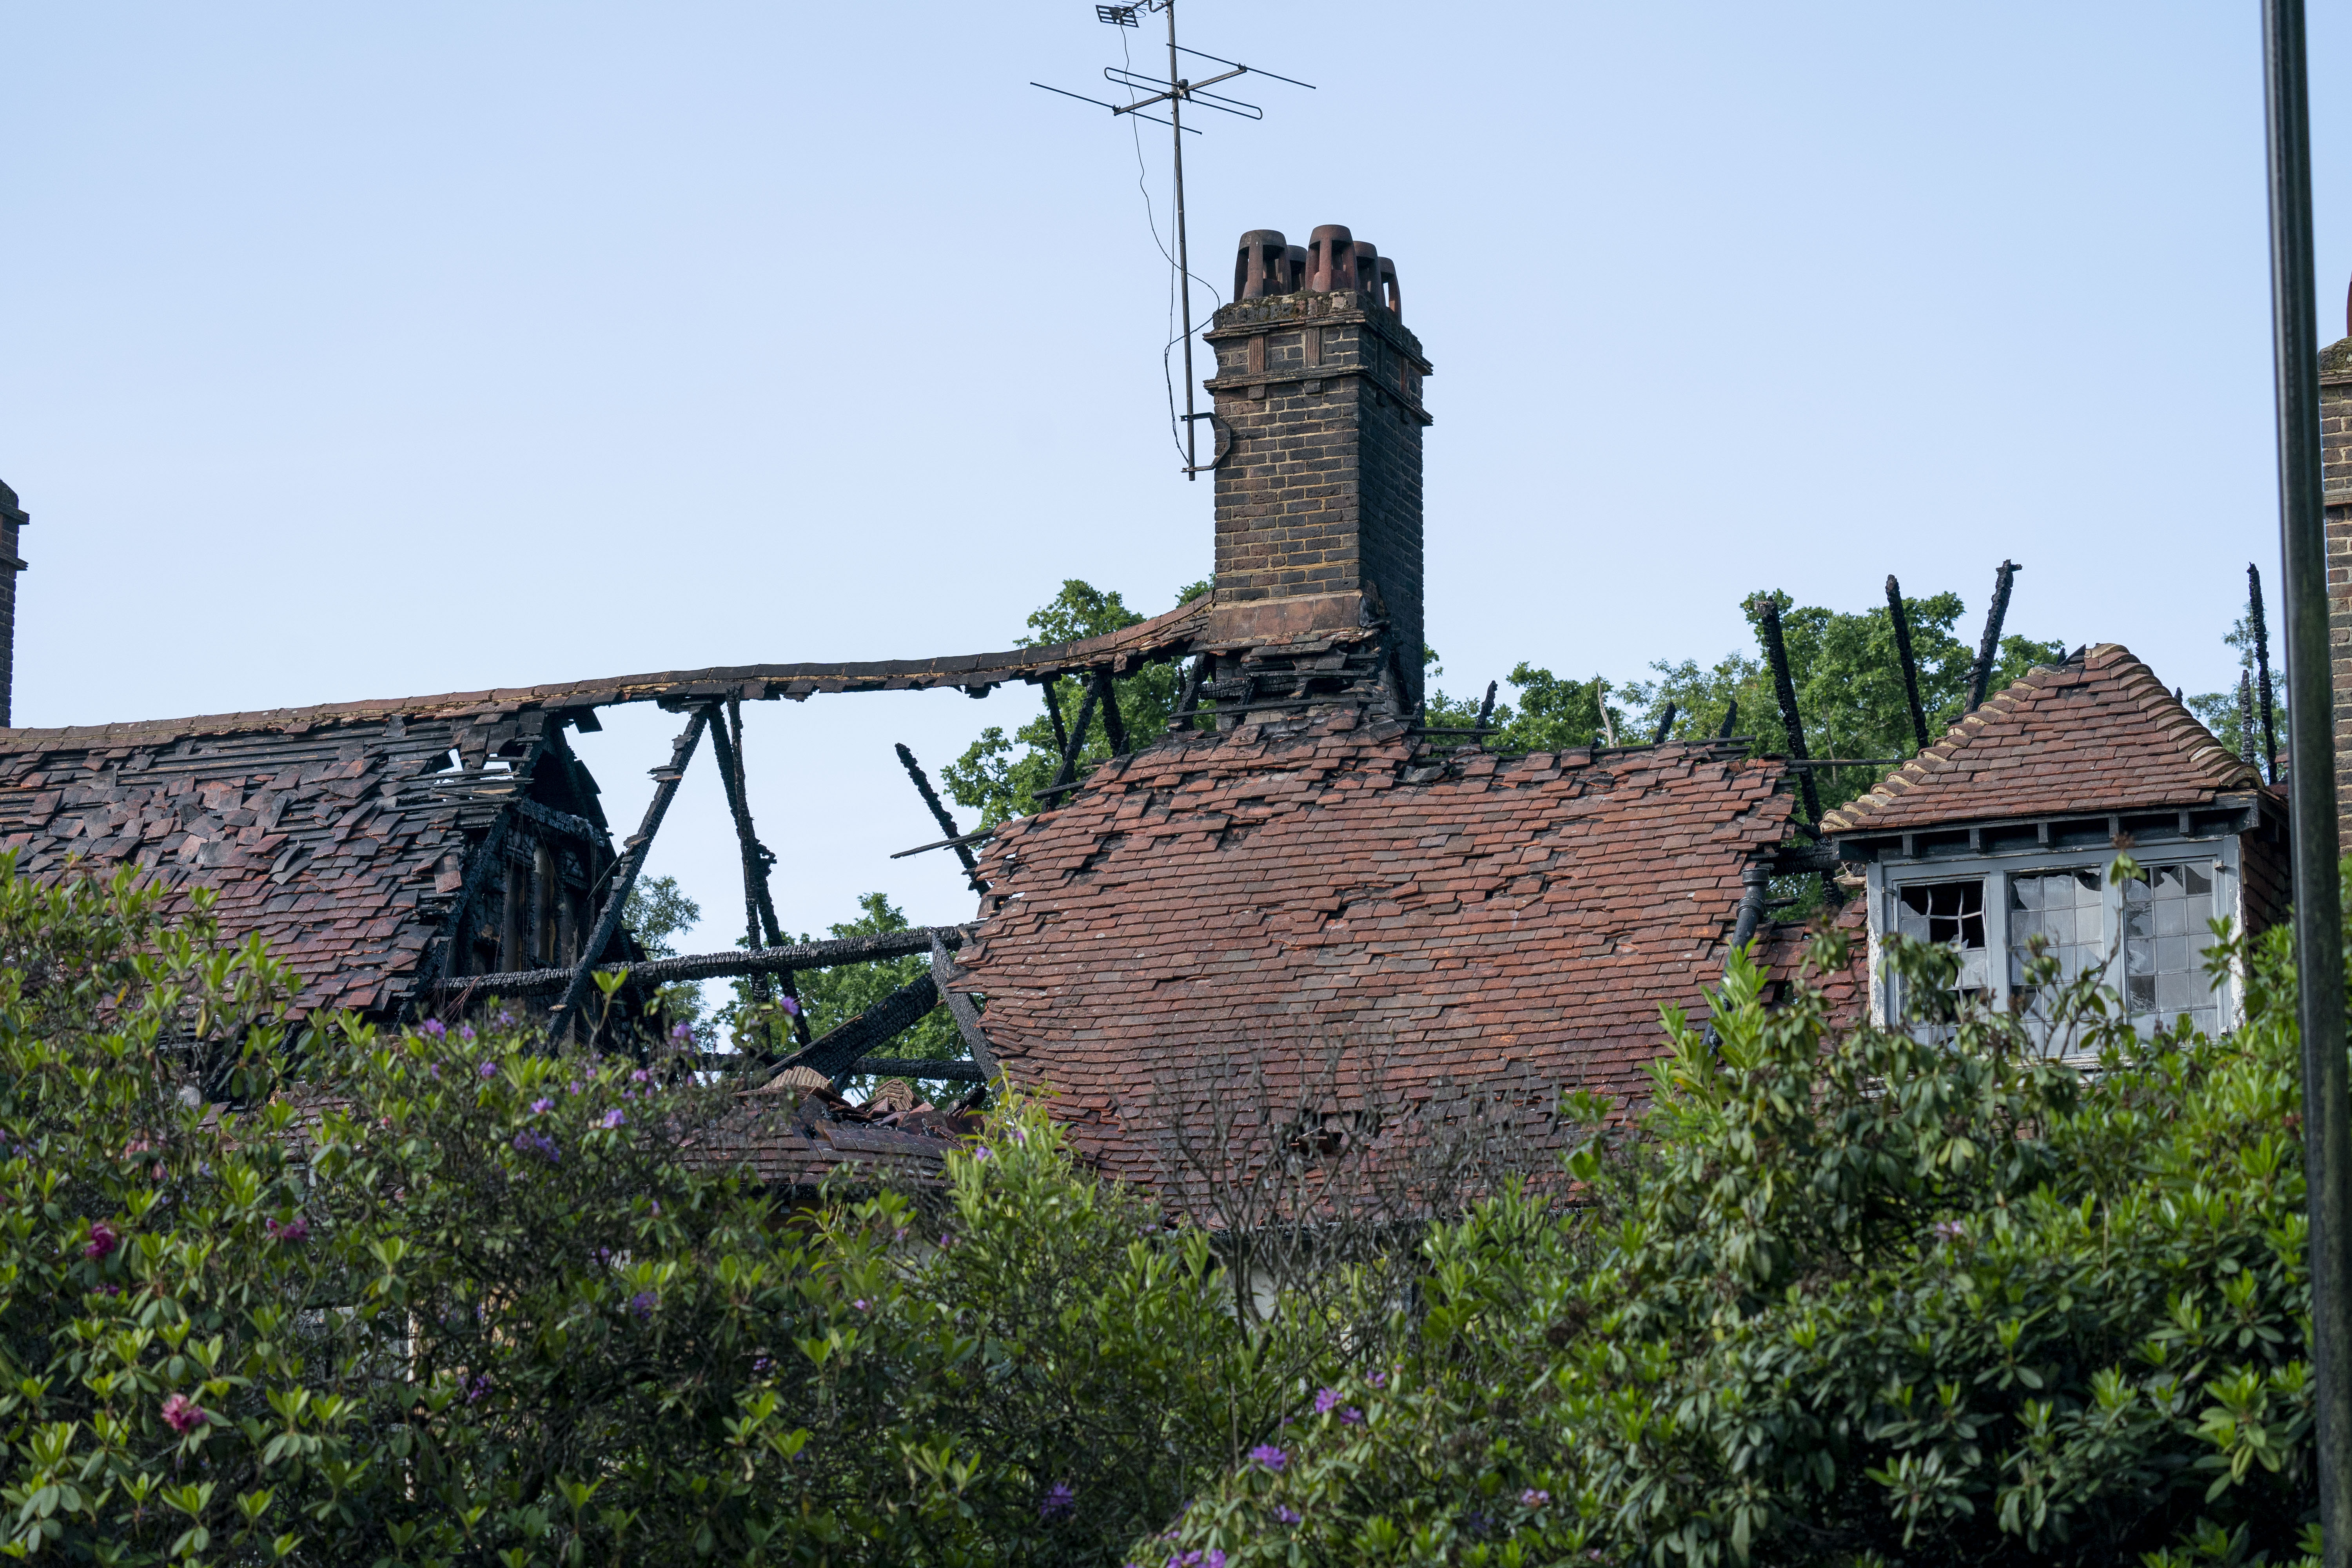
[1886,574,1932,751]
[1967,560,2020,712]
[2252,561,2283,783]
[2263,3,2352,1557]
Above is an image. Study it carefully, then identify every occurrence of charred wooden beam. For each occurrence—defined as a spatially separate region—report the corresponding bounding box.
[1715,696,1739,740]
[775,971,940,1082]
[1042,679,1071,758]
[2240,670,2259,768]
[1593,677,1617,747]
[1169,655,1209,732]
[1476,680,1499,728]
[2250,562,2280,783]
[546,706,711,1044]
[1750,594,1821,825]
[411,807,516,1015]
[1048,678,1101,794]
[895,742,983,891]
[435,927,972,997]
[1885,574,1931,751]
[930,930,996,1077]
[1967,560,2020,713]
[709,699,808,1043]
[1095,668,1130,756]
[1649,700,1677,746]
[890,828,996,860]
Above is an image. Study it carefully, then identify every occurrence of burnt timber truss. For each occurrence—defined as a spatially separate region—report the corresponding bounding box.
[0,590,1365,1082]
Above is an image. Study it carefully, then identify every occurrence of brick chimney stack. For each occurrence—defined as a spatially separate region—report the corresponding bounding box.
[1203,225,1431,712]
[0,482,27,729]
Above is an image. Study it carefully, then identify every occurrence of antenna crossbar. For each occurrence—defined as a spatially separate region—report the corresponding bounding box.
[1102,67,1261,118]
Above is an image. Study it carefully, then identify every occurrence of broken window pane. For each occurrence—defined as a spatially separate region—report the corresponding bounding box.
[2007,868,2103,1018]
[2123,863,2218,1036]
[1893,878,1989,1014]
[1897,880,1985,949]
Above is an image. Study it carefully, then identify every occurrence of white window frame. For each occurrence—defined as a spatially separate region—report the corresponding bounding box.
[1863,836,2244,1047]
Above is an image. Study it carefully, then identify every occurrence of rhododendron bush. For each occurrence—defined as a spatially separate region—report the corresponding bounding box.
[0,854,2341,1567]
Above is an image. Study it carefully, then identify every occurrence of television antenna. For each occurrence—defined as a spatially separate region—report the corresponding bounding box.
[1032,3,1315,480]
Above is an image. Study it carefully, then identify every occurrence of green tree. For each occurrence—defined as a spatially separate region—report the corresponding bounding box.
[942,578,1210,828]
[1152,886,2330,1568]
[2187,604,2286,773]
[623,872,704,1025]
[1477,590,2060,819]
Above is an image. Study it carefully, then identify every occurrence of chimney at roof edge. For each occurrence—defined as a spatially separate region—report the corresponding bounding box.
[1205,224,1431,711]
[0,481,26,729]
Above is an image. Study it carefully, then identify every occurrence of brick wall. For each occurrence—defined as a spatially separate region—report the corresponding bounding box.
[1203,287,1431,710]
[2325,339,2352,843]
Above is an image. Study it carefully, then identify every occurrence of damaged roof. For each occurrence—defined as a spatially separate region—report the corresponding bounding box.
[0,707,601,1016]
[1819,643,2261,836]
[0,597,1221,754]
[957,711,1799,1184]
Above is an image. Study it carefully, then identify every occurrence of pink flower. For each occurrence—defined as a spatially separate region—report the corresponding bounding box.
[1521,1488,1550,1508]
[83,1222,117,1260]
[630,1069,651,1083]
[264,1216,309,1244]
[852,1298,871,1312]
[160,1394,207,1434]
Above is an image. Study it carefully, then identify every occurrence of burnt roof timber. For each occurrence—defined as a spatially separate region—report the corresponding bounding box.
[0,597,1221,751]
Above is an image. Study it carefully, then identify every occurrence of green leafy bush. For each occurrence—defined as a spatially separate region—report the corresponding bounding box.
[1152,877,2333,1567]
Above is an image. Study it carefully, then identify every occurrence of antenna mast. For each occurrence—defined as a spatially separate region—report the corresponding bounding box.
[1033,3,1315,480]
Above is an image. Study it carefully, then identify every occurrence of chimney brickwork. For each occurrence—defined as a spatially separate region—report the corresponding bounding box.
[2325,339,2352,843]
[1202,225,1431,713]
[0,482,27,730]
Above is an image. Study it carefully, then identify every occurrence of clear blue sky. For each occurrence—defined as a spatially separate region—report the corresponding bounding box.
[3,2,2346,965]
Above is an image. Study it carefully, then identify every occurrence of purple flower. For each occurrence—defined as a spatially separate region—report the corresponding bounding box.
[419,1018,445,1039]
[631,1069,651,1083]
[496,1009,514,1026]
[160,1393,207,1434]
[1314,1387,1340,1415]
[972,1147,991,1162]
[1275,1504,1301,1525]
[671,1022,694,1042]
[530,1098,554,1116]
[751,1355,775,1376]
[1248,1444,1287,1473]
[1934,1219,1965,1241]
[94,1283,121,1299]
[478,1061,498,1080]
[1040,1481,1075,1520]
[569,1080,584,1095]
[1339,1406,1363,1425]
[937,1230,955,1248]
[464,1371,492,1404]
[852,1298,871,1312]
[459,1025,476,1042]
[600,1109,625,1129]
[1008,1126,1027,1143]
[629,1291,657,1322]
[264,1216,309,1244]
[512,1131,560,1162]
[83,1222,117,1260]
[1367,1370,1388,1388]
[1521,1488,1550,1509]
[779,995,801,1016]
